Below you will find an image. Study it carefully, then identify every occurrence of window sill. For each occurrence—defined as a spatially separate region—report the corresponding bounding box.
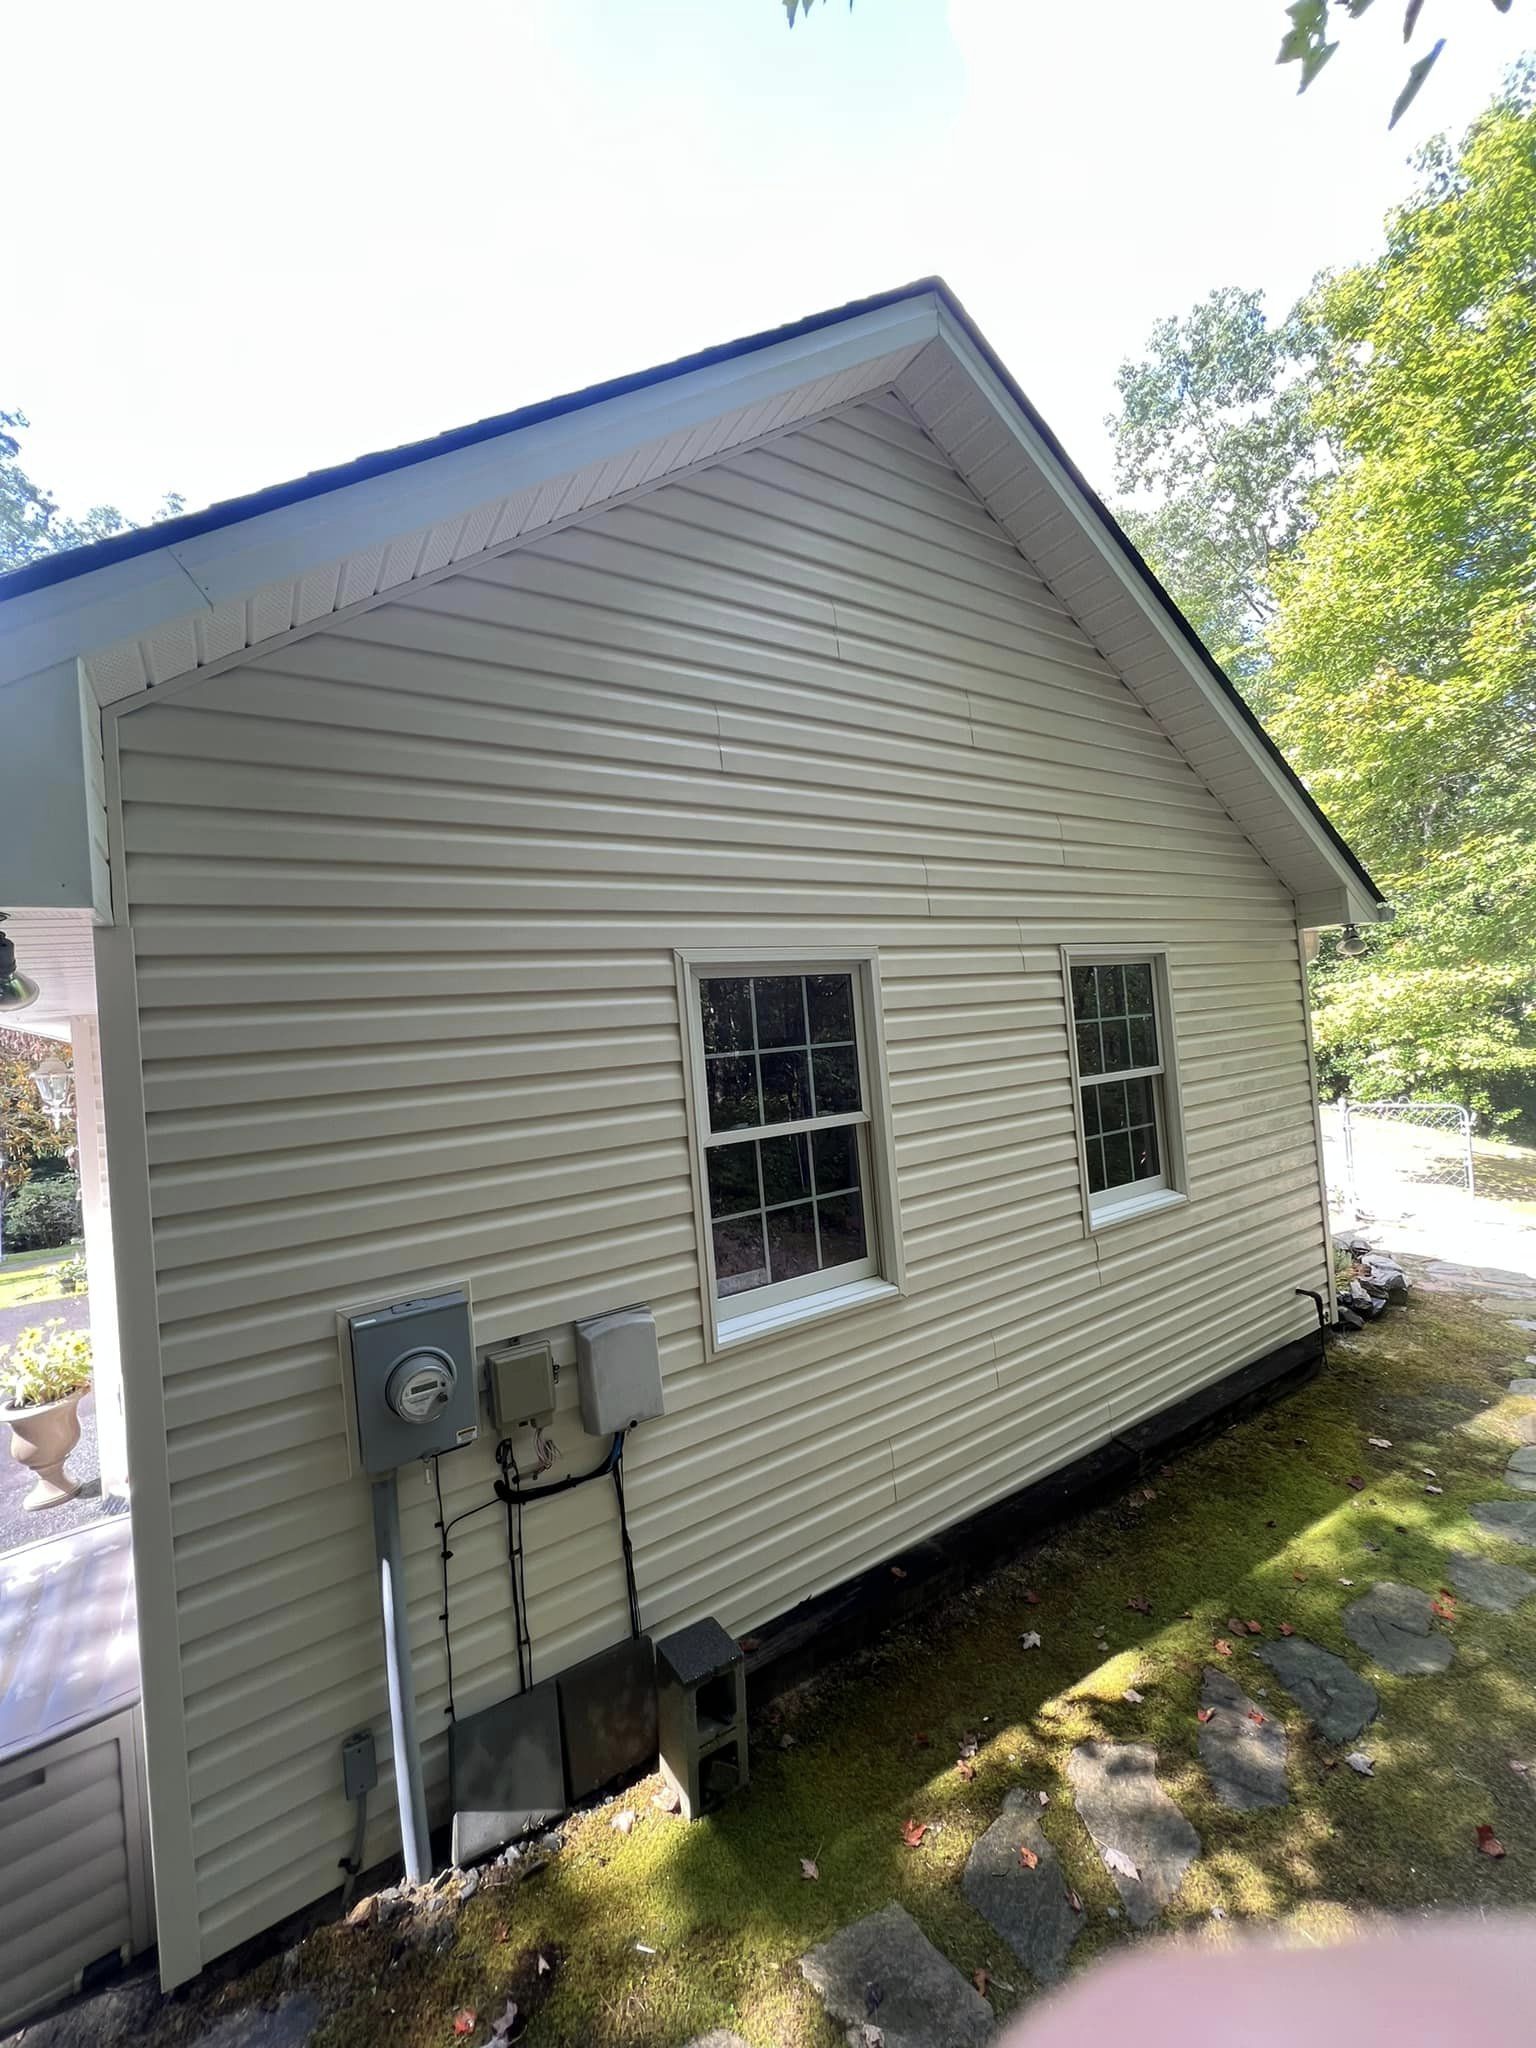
[715,1277,900,1353]
[1088,1186,1188,1233]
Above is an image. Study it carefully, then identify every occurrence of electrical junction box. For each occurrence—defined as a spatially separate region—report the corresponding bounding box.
[347,1287,479,1475]
[485,1341,557,1433]
[575,1305,665,1435]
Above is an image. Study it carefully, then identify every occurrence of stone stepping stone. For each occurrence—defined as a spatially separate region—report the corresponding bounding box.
[1509,1379,1536,1398]
[1198,1667,1289,1810]
[1471,1500,1536,1549]
[961,1789,1080,1987]
[1503,1447,1536,1494]
[1066,1740,1200,1929]
[800,1902,993,2048]
[1256,1637,1378,1743]
[1342,1583,1455,1676]
[681,2036,752,2048]
[1446,1550,1536,1613]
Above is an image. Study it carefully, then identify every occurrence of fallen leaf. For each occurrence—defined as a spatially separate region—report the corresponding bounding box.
[536,1955,550,1975]
[1346,1476,1366,1492]
[1426,1485,1444,1496]
[1214,1638,1233,1657]
[344,1894,375,1928]
[1477,1824,1506,1859]
[1018,1844,1039,1870]
[901,1819,928,1848]
[1123,1687,1145,1704]
[1292,1572,1308,1583]
[1066,1887,1084,1912]
[1023,1589,1041,1606]
[1368,1437,1392,1448]
[739,1635,761,1653]
[611,1809,636,1835]
[1103,1846,1140,1880]
[653,1787,681,1814]
[1246,1621,1263,1635]
[913,1731,931,1748]
[1432,1597,1456,1621]
[890,1565,908,1581]
[1247,1710,1266,1724]
[1020,1630,1042,1652]
[453,2013,477,2038]
[1279,1622,1295,1636]
[801,1858,819,1881]
[1196,1707,1216,1724]
[1509,1760,1530,1777]
[1346,1752,1374,1776]
[1127,1596,1152,1615]
[1226,1617,1245,1634]
[956,1759,977,1782]
[972,1968,992,2000]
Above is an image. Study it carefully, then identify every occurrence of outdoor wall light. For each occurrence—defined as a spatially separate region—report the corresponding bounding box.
[30,1053,73,1130]
[1337,924,1369,958]
[0,916,39,1013]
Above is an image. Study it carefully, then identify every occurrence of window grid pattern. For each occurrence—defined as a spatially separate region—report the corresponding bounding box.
[697,972,871,1304]
[1070,960,1164,1199]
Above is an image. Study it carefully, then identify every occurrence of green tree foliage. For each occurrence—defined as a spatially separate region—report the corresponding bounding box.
[1,411,181,575]
[1278,0,1516,128]
[1108,288,1327,707]
[1271,72,1536,1113]
[0,1029,75,1202]
[1108,70,1536,1118]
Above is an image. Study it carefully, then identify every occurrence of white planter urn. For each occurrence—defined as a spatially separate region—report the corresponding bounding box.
[0,1391,85,1509]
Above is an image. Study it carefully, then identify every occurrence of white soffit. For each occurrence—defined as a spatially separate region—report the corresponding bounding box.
[3,909,97,1033]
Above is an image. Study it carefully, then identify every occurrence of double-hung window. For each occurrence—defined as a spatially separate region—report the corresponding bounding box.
[679,957,901,1345]
[1064,950,1186,1226]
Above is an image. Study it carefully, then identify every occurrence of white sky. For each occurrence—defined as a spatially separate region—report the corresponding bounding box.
[5,0,1530,527]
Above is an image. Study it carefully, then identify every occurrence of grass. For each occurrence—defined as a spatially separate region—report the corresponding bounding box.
[167,1278,1536,2048]
[0,1244,75,1312]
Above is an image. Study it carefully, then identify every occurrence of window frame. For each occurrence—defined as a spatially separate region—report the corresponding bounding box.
[676,949,905,1355]
[1060,945,1189,1232]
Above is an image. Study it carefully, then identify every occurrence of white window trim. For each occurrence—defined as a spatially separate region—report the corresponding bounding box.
[1060,944,1189,1235]
[675,948,906,1357]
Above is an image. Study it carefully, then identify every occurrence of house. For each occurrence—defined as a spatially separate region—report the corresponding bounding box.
[0,279,1386,2004]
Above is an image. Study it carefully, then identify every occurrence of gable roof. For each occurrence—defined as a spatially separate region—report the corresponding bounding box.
[0,278,1384,923]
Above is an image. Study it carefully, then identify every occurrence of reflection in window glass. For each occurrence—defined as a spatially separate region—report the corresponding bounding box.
[1069,957,1168,1204]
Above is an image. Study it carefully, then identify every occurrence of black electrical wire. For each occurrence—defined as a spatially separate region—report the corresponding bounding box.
[497,1439,533,1691]
[431,1455,458,1724]
[611,1450,641,1637]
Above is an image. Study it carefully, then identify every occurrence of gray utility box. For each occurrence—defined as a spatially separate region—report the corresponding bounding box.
[655,1617,748,1821]
[347,1288,479,1475]
[575,1305,665,1435]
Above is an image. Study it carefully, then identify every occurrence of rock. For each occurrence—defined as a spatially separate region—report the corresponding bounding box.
[1508,1380,1536,1398]
[961,1789,1081,1986]
[1471,1500,1536,1549]
[1256,1637,1379,1744]
[1446,1551,1536,1613]
[1341,1583,1455,1677]
[1503,1447,1536,1494]
[1198,1668,1289,1810]
[189,1996,322,2048]
[1066,1741,1200,1929]
[800,1903,993,2048]
[10,1970,161,2048]
[681,2036,754,2048]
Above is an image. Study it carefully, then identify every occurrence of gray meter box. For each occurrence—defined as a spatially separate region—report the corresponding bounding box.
[575,1305,665,1435]
[347,1287,479,1474]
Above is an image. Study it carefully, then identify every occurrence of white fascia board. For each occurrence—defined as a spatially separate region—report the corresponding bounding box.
[932,304,1381,918]
[0,295,940,694]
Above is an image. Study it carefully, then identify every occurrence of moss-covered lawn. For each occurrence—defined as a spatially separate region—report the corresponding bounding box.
[212,1278,1536,2048]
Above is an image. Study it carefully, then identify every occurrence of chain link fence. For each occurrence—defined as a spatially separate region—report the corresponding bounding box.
[1320,1097,1476,1231]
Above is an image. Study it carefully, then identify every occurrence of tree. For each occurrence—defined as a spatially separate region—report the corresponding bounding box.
[0,1029,74,1204]
[1278,0,1518,127]
[1270,69,1536,1113]
[1107,289,1327,709]
[1,411,181,574]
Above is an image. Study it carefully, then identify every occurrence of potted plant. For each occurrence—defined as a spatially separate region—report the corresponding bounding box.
[0,1319,93,1510]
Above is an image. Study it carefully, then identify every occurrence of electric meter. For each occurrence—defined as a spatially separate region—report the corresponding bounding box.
[347,1288,478,1473]
[386,1350,457,1423]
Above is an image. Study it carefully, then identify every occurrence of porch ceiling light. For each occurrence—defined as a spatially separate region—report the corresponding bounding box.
[0,916,39,1013]
[1338,924,1369,958]
[31,1053,72,1129]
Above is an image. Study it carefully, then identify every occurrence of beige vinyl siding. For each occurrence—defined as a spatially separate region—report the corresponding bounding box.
[113,395,1328,1967]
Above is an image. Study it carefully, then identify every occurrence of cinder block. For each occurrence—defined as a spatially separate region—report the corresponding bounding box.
[655,1617,748,1821]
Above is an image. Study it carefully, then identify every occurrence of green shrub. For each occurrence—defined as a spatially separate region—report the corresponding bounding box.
[57,1251,88,1295]
[0,1320,92,1410]
[2,1176,82,1251]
